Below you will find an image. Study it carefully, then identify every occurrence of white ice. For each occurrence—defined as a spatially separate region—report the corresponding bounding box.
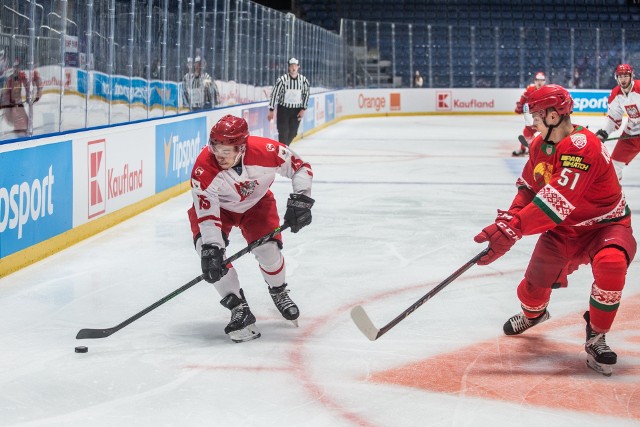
[1,115,639,427]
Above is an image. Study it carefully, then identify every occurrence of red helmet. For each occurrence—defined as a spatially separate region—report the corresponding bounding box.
[526,84,573,119]
[209,115,249,146]
[535,71,546,81]
[615,63,634,77]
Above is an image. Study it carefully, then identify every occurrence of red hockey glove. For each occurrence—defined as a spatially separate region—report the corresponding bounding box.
[515,102,524,114]
[494,209,514,222]
[474,221,522,265]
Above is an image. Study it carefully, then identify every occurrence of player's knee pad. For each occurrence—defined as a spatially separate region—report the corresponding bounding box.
[252,241,283,270]
[516,278,551,315]
[592,246,627,292]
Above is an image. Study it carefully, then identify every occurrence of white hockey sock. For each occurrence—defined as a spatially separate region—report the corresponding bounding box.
[252,242,286,287]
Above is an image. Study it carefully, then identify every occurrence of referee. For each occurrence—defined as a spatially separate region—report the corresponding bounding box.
[268,57,310,145]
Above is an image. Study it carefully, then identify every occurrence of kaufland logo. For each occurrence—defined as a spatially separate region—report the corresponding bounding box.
[88,139,106,219]
[437,91,451,111]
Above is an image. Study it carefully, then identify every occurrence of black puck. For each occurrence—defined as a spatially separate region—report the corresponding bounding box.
[75,346,88,353]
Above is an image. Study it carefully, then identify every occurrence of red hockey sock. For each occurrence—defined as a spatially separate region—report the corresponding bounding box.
[589,247,628,333]
[516,278,551,318]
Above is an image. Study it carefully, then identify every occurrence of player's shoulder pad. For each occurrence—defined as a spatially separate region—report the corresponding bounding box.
[243,136,285,167]
[191,148,220,190]
[608,85,624,103]
[631,80,640,95]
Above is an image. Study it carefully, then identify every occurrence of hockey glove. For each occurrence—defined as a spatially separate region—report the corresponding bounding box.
[474,221,522,265]
[494,209,514,222]
[284,193,315,233]
[595,129,608,142]
[201,244,228,283]
[514,102,524,114]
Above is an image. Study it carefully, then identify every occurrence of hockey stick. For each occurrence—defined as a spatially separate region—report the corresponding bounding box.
[350,247,490,341]
[603,134,637,142]
[76,223,289,340]
[517,135,529,148]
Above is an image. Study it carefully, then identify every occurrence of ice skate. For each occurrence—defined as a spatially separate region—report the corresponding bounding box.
[503,310,550,335]
[583,311,616,376]
[269,284,299,327]
[220,289,261,343]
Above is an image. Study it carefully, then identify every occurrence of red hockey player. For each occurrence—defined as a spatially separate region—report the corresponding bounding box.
[188,114,314,343]
[513,71,546,156]
[0,59,42,136]
[474,84,636,376]
[595,63,640,180]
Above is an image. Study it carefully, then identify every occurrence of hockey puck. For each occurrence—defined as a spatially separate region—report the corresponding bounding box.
[74,346,88,353]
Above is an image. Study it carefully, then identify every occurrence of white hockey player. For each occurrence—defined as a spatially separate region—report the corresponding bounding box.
[595,63,640,180]
[188,114,314,343]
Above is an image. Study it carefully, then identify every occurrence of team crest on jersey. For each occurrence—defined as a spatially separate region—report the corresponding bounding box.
[234,180,259,201]
[560,154,591,171]
[570,133,587,149]
[194,166,204,177]
[266,143,276,152]
[625,104,639,119]
[541,143,555,156]
[533,162,553,186]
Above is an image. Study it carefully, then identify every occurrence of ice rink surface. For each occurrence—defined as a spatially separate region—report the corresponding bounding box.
[1,115,639,427]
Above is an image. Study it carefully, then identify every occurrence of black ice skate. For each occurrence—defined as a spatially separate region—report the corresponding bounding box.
[219,289,261,343]
[503,310,550,335]
[583,311,617,376]
[269,284,299,327]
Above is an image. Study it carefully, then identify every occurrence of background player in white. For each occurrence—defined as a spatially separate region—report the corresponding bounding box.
[595,63,640,180]
[188,114,314,342]
[474,85,636,376]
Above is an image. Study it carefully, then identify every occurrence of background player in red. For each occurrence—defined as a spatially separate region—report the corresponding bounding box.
[513,71,546,156]
[595,63,640,180]
[0,59,42,136]
[188,114,314,343]
[474,85,636,376]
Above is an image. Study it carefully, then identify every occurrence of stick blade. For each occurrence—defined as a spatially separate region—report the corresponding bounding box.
[76,328,116,339]
[350,305,381,341]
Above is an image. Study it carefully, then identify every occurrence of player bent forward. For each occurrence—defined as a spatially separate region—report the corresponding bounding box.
[474,84,636,376]
[188,114,314,343]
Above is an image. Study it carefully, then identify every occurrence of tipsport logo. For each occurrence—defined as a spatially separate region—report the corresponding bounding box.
[87,139,106,219]
[155,117,207,193]
[0,142,72,256]
[569,91,608,113]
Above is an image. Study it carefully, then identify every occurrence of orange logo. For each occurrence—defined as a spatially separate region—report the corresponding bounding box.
[390,93,401,111]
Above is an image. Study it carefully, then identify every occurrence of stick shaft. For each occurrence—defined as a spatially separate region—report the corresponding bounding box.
[352,248,489,341]
[76,224,288,339]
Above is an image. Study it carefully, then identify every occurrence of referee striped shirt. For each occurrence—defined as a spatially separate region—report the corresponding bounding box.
[268,73,310,110]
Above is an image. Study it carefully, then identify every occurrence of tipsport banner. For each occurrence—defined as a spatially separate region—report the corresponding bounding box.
[76,70,179,110]
[569,90,609,113]
[155,116,208,193]
[0,142,73,258]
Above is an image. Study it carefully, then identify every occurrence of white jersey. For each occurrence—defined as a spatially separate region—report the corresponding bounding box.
[190,136,313,248]
[602,80,640,136]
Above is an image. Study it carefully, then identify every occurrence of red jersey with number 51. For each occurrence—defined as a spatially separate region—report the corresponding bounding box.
[508,125,630,236]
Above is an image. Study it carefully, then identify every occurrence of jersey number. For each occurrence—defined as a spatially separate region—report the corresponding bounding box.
[198,195,211,210]
[558,168,580,190]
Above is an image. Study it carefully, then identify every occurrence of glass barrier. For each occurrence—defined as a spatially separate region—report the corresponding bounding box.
[340,19,639,91]
[0,0,344,141]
